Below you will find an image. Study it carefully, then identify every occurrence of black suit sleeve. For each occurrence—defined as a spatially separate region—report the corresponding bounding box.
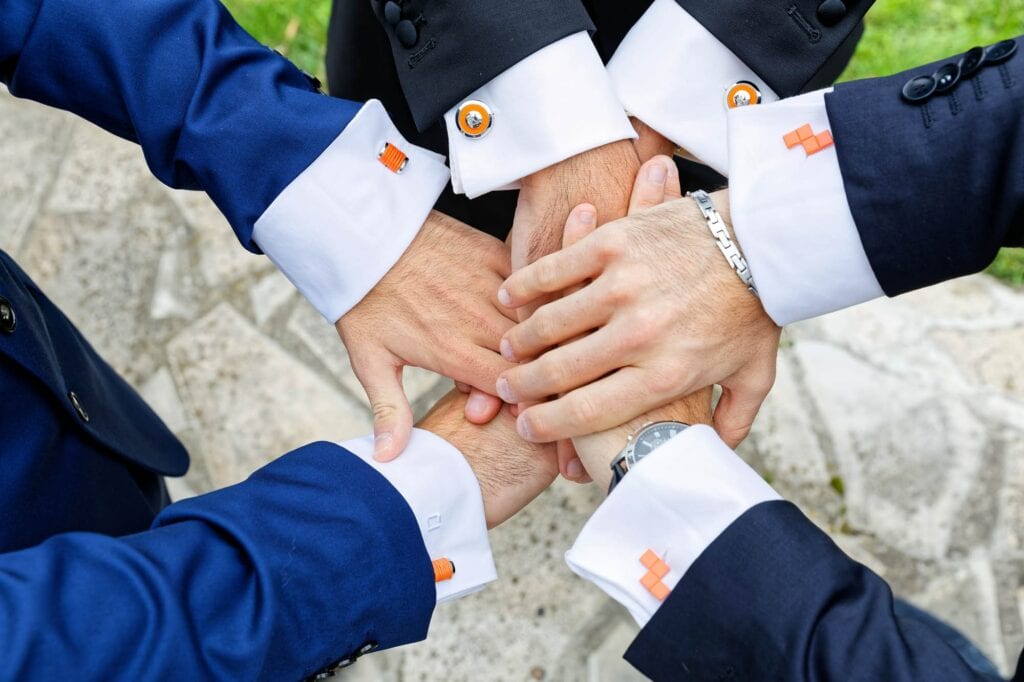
[369,0,595,130]
[828,37,1024,296]
[675,0,874,96]
[624,501,991,681]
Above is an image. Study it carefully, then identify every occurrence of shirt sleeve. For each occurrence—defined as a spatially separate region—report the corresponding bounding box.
[339,428,497,603]
[445,32,637,199]
[252,99,450,324]
[564,425,780,627]
[606,0,778,176]
[726,88,884,326]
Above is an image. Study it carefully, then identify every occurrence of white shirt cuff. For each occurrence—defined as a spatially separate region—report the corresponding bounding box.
[341,428,497,603]
[565,425,779,627]
[445,32,636,199]
[607,0,778,176]
[726,88,884,326]
[253,99,450,323]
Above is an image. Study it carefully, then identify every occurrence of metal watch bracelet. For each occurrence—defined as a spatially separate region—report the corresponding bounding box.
[688,190,758,297]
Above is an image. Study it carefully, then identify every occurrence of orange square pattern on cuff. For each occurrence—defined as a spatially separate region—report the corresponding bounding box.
[639,549,671,602]
[783,124,834,157]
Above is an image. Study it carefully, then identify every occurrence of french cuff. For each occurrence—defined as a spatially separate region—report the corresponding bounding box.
[565,425,779,627]
[445,32,636,199]
[252,99,450,323]
[606,0,777,176]
[727,88,884,326]
[341,428,497,603]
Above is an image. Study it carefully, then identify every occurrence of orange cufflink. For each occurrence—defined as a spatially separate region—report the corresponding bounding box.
[378,142,409,174]
[433,558,456,583]
[639,549,671,601]
[783,124,834,156]
[455,100,493,139]
[725,81,762,109]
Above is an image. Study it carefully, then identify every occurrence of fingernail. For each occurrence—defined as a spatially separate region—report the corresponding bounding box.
[516,414,533,441]
[496,377,514,403]
[647,160,668,184]
[497,287,512,307]
[566,457,583,480]
[466,391,489,415]
[373,431,393,461]
[577,209,596,225]
[500,338,516,362]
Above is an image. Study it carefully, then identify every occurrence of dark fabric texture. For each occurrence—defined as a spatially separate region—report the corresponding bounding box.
[827,37,1024,296]
[676,0,876,97]
[362,0,596,131]
[625,500,1008,681]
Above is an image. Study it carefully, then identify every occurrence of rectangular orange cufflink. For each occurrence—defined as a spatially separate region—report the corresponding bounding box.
[639,549,671,601]
[432,558,455,583]
[783,124,834,156]
[378,142,409,174]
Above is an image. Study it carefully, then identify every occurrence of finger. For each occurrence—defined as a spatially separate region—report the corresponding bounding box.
[351,352,414,462]
[501,285,611,362]
[557,440,591,483]
[498,323,636,405]
[455,381,471,393]
[444,344,516,397]
[562,204,598,249]
[713,375,774,449]
[498,232,612,309]
[476,304,518,352]
[517,367,662,442]
[628,156,673,214]
[464,388,503,425]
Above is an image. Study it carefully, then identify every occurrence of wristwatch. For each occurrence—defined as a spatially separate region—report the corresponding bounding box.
[608,421,689,494]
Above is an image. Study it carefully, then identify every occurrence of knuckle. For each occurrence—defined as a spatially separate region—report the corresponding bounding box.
[372,402,398,423]
[647,367,682,396]
[596,230,627,262]
[570,394,600,426]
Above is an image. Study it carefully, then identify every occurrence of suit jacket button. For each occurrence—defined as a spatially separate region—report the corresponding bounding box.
[383,1,401,26]
[0,297,15,333]
[933,62,961,93]
[396,20,418,48]
[902,75,937,103]
[959,46,986,78]
[358,641,379,656]
[985,39,1017,64]
[68,391,90,422]
[816,0,846,26]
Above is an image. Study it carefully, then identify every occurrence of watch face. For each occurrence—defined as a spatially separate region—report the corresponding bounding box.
[628,422,688,465]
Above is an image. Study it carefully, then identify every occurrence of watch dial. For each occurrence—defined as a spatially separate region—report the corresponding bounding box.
[632,423,687,461]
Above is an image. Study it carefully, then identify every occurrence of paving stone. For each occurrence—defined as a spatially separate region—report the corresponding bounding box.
[250,270,297,327]
[138,366,191,434]
[166,302,371,488]
[934,327,1024,399]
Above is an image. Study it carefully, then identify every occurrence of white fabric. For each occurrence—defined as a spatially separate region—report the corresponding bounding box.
[607,0,778,176]
[446,32,636,199]
[565,425,779,627]
[727,88,884,326]
[253,99,450,324]
[341,428,497,603]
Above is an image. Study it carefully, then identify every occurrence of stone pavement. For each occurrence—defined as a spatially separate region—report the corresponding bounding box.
[4,88,1024,680]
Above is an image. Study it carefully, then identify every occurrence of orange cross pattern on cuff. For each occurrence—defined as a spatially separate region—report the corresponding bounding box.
[639,549,671,601]
[783,124,834,156]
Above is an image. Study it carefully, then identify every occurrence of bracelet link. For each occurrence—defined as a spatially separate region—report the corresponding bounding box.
[688,190,758,297]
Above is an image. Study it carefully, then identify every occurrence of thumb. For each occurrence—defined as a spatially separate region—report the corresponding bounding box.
[352,352,414,462]
[628,156,679,215]
[712,378,772,449]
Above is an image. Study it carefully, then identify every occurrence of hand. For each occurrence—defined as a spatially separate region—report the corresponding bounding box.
[336,211,513,461]
[496,185,781,449]
[631,117,676,165]
[417,389,558,529]
[573,388,714,492]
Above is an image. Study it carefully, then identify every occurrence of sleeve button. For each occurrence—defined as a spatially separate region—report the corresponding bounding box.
[985,39,1017,64]
[902,74,937,103]
[395,19,418,48]
[959,46,986,78]
[933,62,961,93]
[0,297,15,333]
[816,0,847,26]
[383,1,402,25]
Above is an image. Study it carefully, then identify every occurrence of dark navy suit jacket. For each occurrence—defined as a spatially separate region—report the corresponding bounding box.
[624,36,1024,681]
[0,0,438,677]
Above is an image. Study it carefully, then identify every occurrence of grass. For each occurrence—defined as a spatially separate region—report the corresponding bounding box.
[221,0,1024,284]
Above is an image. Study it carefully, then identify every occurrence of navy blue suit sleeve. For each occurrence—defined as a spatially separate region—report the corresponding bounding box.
[0,442,435,681]
[0,0,364,252]
[625,501,985,681]
[827,37,1024,296]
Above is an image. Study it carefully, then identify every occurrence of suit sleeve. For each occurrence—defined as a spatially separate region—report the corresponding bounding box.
[624,501,986,681]
[0,0,450,323]
[725,37,1022,325]
[0,443,436,681]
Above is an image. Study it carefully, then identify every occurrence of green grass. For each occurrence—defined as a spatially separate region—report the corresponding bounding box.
[222,0,1024,283]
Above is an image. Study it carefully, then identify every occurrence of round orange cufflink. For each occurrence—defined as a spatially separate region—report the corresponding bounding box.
[725,81,762,109]
[455,100,493,138]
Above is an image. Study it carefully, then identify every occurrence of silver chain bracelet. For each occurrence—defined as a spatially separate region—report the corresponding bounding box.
[688,190,758,297]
